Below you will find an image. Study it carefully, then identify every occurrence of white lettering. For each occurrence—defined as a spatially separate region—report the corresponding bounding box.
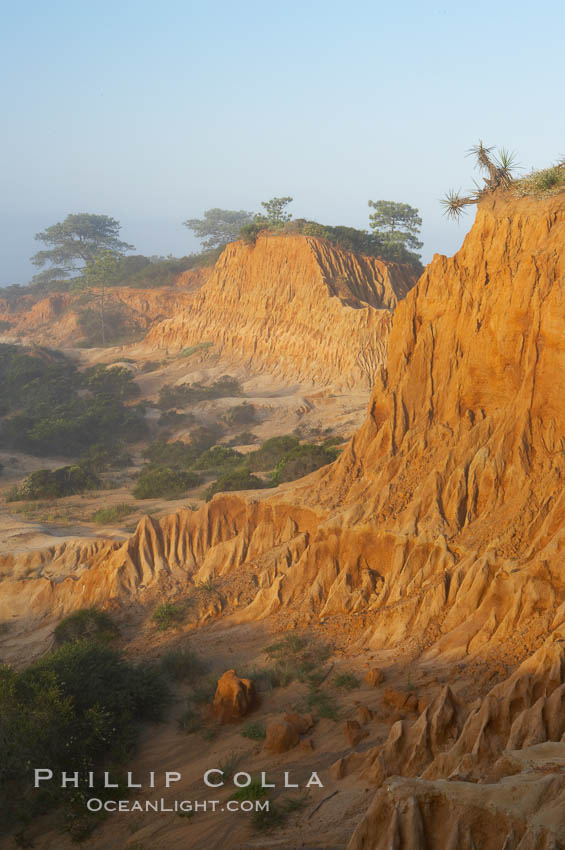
[306,771,324,788]
[204,769,224,787]
[61,772,79,788]
[34,769,53,787]
[127,772,142,788]
[165,771,181,788]
[233,772,251,788]
[283,772,298,788]
[103,771,118,788]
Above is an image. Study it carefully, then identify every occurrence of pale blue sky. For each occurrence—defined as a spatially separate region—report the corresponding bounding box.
[1,0,563,284]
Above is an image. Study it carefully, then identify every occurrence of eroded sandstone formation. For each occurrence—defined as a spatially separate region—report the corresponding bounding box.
[0,269,210,347]
[146,234,417,386]
[3,192,565,847]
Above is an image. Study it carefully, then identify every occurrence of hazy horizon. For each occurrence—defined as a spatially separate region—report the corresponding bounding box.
[2,0,563,286]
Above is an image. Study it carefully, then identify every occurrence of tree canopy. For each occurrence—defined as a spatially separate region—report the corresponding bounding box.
[259,196,293,226]
[368,200,423,266]
[31,213,134,283]
[183,208,254,249]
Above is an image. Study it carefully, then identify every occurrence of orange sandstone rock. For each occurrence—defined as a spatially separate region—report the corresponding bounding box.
[263,719,300,753]
[212,670,255,723]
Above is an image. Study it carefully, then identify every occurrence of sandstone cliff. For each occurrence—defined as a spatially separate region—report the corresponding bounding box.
[3,193,565,847]
[146,234,417,386]
[4,194,565,658]
[0,268,210,347]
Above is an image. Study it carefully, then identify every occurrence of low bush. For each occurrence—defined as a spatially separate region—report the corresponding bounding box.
[334,672,360,691]
[263,634,332,687]
[79,442,132,472]
[83,364,140,400]
[92,503,134,524]
[192,445,244,474]
[157,376,242,410]
[0,641,169,832]
[272,443,339,485]
[133,466,201,499]
[143,438,198,469]
[189,423,225,454]
[305,686,339,720]
[0,346,148,457]
[230,775,269,801]
[53,608,119,646]
[240,721,267,740]
[247,435,299,471]
[158,410,195,429]
[179,341,213,357]
[6,465,101,501]
[205,469,266,501]
[515,163,565,196]
[151,602,190,630]
[227,431,258,446]
[222,402,258,427]
[160,647,208,682]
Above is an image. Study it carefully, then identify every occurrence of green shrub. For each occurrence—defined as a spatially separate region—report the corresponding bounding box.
[180,341,213,357]
[92,503,134,524]
[83,365,140,400]
[227,431,258,446]
[158,410,195,429]
[6,465,101,501]
[230,775,269,801]
[306,686,338,720]
[515,163,565,196]
[247,435,299,471]
[240,721,266,740]
[192,445,244,474]
[239,222,263,244]
[54,608,119,646]
[0,641,169,831]
[218,751,242,780]
[334,672,360,691]
[271,443,338,485]
[151,602,189,630]
[160,647,208,682]
[205,469,266,501]
[222,402,258,427]
[142,438,198,469]
[79,442,132,472]
[189,423,225,454]
[0,346,148,457]
[133,466,201,499]
[263,634,332,687]
[157,376,242,410]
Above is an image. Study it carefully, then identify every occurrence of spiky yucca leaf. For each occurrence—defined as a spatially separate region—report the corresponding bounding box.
[440,190,476,220]
[494,148,519,187]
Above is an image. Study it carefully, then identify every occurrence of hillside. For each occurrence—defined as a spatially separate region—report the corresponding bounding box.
[3,195,565,848]
[0,269,211,347]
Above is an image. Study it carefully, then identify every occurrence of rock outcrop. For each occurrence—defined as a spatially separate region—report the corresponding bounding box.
[212,669,255,722]
[146,234,417,387]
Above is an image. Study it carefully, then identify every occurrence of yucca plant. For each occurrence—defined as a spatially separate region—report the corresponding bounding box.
[442,141,519,218]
